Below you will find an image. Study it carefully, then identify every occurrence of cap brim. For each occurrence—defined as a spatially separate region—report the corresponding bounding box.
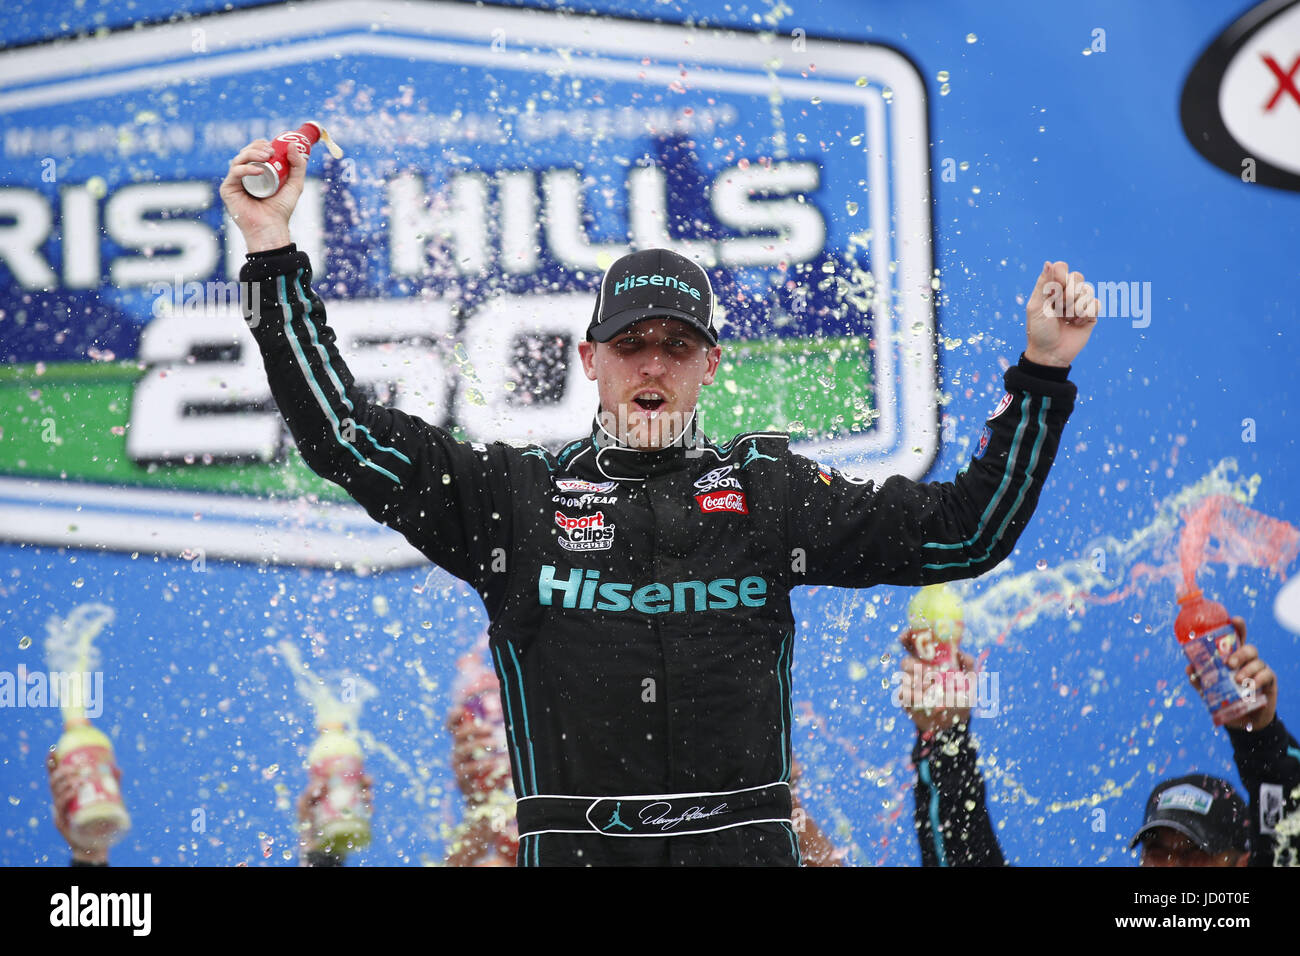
[588,306,717,345]
[1129,820,1220,854]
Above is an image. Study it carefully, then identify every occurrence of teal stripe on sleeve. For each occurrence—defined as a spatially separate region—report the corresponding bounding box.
[292,272,412,467]
[507,641,539,796]
[279,275,401,484]
[778,633,792,782]
[918,758,948,867]
[923,398,1051,571]
[923,395,1031,553]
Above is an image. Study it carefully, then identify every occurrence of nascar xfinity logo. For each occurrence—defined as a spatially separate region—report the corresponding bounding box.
[612,272,704,300]
[538,565,768,613]
[554,479,617,494]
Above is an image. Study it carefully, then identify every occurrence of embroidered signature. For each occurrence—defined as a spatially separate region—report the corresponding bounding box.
[637,802,729,831]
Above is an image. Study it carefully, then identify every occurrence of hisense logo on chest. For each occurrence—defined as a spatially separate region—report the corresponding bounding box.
[50,886,151,936]
[538,564,767,612]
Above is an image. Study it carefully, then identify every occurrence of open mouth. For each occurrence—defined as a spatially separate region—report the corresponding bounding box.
[633,394,666,412]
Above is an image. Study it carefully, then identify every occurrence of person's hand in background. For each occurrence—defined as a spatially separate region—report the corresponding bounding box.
[47,752,112,865]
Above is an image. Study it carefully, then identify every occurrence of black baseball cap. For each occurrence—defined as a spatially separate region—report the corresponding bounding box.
[1129,774,1249,855]
[588,248,717,345]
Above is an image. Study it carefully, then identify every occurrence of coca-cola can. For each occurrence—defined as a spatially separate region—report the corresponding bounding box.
[242,122,341,199]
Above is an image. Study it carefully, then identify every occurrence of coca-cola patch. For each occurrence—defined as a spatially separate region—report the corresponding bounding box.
[696,490,748,514]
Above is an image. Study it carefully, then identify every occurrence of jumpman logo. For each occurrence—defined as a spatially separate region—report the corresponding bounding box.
[741,440,778,470]
[602,802,633,832]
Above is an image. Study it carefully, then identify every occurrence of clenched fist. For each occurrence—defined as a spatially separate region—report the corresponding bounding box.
[1024,260,1099,368]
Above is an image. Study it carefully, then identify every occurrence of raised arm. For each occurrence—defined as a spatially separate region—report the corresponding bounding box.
[897,646,1006,867]
[220,141,512,603]
[790,261,1095,588]
[1197,628,1300,867]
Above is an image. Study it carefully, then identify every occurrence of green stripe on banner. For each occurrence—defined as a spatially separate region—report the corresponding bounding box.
[706,335,875,442]
[0,362,344,498]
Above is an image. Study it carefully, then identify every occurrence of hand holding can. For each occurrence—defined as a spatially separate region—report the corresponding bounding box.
[48,719,131,863]
[241,122,343,199]
[220,122,341,254]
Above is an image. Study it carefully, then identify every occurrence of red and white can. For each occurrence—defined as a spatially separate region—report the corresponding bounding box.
[241,121,343,199]
[54,720,131,847]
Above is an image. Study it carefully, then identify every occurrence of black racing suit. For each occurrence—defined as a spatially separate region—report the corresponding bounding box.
[912,718,1300,866]
[912,724,1006,867]
[241,245,1077,866]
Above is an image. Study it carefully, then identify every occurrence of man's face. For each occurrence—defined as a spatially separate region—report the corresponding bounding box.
[578,318,722,449]
[1138,828,1248,867]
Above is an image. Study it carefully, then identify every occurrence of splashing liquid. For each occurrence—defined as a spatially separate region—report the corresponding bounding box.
[44,603,114,721]
[278,640,379,854]
[276,639,377,730]
[959,460,1297,649]
[1177,494,1299,596]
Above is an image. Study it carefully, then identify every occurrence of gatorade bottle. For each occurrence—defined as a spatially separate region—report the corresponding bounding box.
[306,723,370,855]
[907,584,965,671]
[53,718,130,847]
[1174,589,1265,727]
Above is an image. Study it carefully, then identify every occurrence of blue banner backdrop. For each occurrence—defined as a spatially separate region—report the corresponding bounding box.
[1,0,1297,866]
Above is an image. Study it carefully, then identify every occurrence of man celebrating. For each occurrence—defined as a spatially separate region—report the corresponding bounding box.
[222,139,1098,866]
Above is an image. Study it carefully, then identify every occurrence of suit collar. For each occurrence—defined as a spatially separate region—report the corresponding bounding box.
[588,408,708,481]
